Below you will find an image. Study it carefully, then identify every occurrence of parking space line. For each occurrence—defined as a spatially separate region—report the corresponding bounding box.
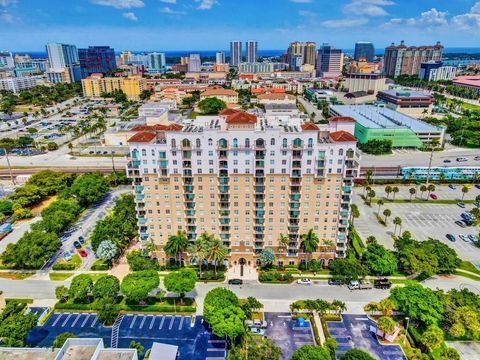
[130,315,137,329]
[159,316,165,330]
[179,316,184,330]
[208,340,226,344]
[90,317,98,328]
[80,314,90,328]
[169,316,175,330]
[71,314,81,327]
[61,313,73,327]
[149,316,156,330]
[139,316,146,329]
[52,314,63,327]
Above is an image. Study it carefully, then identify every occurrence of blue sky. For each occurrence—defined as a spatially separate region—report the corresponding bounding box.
[1,0,480,51]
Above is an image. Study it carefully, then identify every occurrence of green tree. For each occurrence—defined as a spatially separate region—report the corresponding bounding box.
[340,349,375,360]
[376,199,384,215]
[389,282,444,325]
[0,312,38,346]
[377,316,397,334]
[259,247,275,265]
[68,274,93,303]
[366,236,377,245]
[329,258,367,282]
[55,285,69,301]
[291,345,330,360]
[92,275,120,302]
[419,185,427,199]
[198,97,227,114]
[47,141,59,151]
[68,172,109,207]
[420,325,444,352]
[409,187,416,201]
[121,270,160,303]
[241,296,263,318]
[393,216,402,235]
[363,243,397,275]
[164,268,197,304]
[427,184,436,199]
[96,298,119,325]
[164,230,189,266]
[461,185,469,201]
[126,250,159,271]
[96,240,118,262]
[324,338,338,360]
[383,208,391,223]
[350,204,360,225]
[385,186,392,199]
[439,347,460,360]
[52,332,76,348]
[392,186,400,200]
[188,234,209,276]
[300,229,319,269]
[367,189,376,205]
[206,237,228,277]
[129,341,145,357]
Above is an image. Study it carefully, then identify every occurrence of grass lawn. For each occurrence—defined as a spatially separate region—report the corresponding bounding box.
[0,272,35,280]
[454,270,480,281]
[52,254,82,271]
[458,261,480,276]
[6,298,33,304]
[49,273,73,281]
[445,98,480,111]
[88,273,108,282]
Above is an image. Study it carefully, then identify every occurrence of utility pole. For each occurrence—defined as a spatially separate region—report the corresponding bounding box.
[111,151,117,186]
[4,148,15,186]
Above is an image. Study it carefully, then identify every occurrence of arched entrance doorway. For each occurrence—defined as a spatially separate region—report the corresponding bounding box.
[239,258,246,277]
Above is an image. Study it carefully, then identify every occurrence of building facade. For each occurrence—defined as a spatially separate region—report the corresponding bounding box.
[0,76,37,93]
[343,73,387,94]
[0,51,14,69]
[230,41,242,67]
[377,89,434,117]
[215,51,226,65]
[126,110,359,268]
[246,40,258,63]
[81,74,146,99]
[188,54,201,73]
[45,43,81,83]
[316,44,344,78]
[78,46,117,79]
[147,52,166,73]
[383,41,443,78]
[354,42,375,62]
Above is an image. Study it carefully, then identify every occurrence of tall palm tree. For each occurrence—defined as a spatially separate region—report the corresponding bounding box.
[300,229,319,269]
[392,186,399,200]
[278,234,289,252]
[385,186,392,199]
[188,235,209,277]
[350,204,360,225]
[427,184,436,200]
[419,185,427,200]
[393,217,402,235]
[164,230,189,267]
[331,300,347,315]
[383,209,391,223]
[377,199,384,215]
[206,238,228,277]
[409,187,416,201]
[461,185,469,201]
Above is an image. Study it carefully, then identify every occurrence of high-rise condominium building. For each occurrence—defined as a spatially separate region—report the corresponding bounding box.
[383,41,443,78]
[78,46,117,79]
[287,42,316,70]
[45,43,81,83]
[216,51,226,65]
[354,41,375,62]
[147,52,166,73]
[119,51,133,66]
[230,41,242,67]
[126,109,360,269]
[316,44,344,78]
[188,54,201,72]
[246,40,258,63]
[0,51,14,69]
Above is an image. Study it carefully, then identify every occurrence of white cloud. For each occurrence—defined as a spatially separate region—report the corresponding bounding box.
[0,9,13,22]
[321,17,369,28]
[0,0,16,7]
[418,8,448,26]
[90,0,144,9]
[472,2,480,14]
[290,0,313,3]
[123,11,138,21]
[343,0,394,17]
[452,2,480,30]
[159,6,186,14]
[159,0,176,3]
[298,10,315,17]
[195,0,218,10]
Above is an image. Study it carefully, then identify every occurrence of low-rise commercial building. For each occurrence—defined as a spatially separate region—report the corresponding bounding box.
[256,92,296,105]
[376,89,433,118]
[329,104,445,148]
[81,74,146,99]
[343,73,387,95]
[0,76,37,93]
[418,61,457,81]
[200,88,239,104]
[452,76,480,95]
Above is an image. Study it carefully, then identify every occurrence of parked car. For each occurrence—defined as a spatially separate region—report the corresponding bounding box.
[228,279,243,285]
[374,278,392,289]
[78,236,85,244]
[456,157,468,162]
[448,184,457,190]
[250,327,265,335]
[443,159,451,163]
[63,252,72,261]
[461,213,473,221]
[0,223,13,240]
[348,280,372,290]
[474,156,480,161]
[457,202,466,208]
[446,234,456,242]
[297,278,312,285]
[459,234,469,242]
[430,193,438,200]
[468,234,479,242]
[328,279,344,286]
[78,250,88,257]
[252,319,268,328]
[475,184,480,190]
[73,241,82,249]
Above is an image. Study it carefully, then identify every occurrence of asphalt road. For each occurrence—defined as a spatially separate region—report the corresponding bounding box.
[297,96,324,122]
[0,216,41,253]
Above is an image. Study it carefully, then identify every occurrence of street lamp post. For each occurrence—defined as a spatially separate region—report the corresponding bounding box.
[403,317,410,344]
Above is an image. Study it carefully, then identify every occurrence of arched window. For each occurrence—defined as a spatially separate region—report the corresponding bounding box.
[218,138,228,148]
[196,138,201,148]
[282,138,288,148]
[293,138,302,148]
[270,138,275,146]
[338,148,344,156]
[208,138,213,146]
[255,138,265,148]
[245,138,250,148]
[171,139,176,148]
[141,149,146,156]
[233,138,238,148]
[182,139,191,148]
[308,138,313,148]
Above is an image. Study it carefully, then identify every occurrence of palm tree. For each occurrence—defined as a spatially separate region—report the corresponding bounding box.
[385,186,392,199]
[164,230,189,267]
[278,234,289,252]
[427,184,436,200]
[377,199,384,215]
[393,217,402,235]
[362,180,369,196]
[409,187,416,201]
[300,229,319,269]
[419,185,427,200]
[331,300,347,315]
[365,169,373,183]
[206,238,228,277]
[461,185,469,201]
[323,239,335,254]
[392,186,399,200]
[383,209,391,223]
[366,236,377,245]
[188,235,209,277]
[350,204,360,225]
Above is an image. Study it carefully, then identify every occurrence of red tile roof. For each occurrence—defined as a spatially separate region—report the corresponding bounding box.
[132,124,183,132]
[220,109,257,124]
[301,123,320,131]
[330,131,357,142]
[328,116,356,123]
[128,131,157,143]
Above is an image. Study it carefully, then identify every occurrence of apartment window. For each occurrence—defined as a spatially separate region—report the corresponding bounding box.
[208,151,213,156]
[208,138,213,146]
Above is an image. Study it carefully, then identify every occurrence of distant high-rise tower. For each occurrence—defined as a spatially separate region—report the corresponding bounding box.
[147,52,166,73]
[230,41,242,67]
[0,51,14,69]
[316,44,344,77]
[287,41,316,70]
[216,51,226,65]
[246,40,258,63]
[45,43,81,83]
[78,46,116,79]
[354,41,375,62]
[188,54,201,72]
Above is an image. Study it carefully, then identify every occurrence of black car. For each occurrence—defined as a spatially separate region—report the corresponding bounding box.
[228,279,243,285]
[73,241,82,249]
[446,234,456,242]
[374,278,392,289]
[328,279,344,286]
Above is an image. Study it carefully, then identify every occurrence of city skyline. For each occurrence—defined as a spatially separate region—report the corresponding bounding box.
[1,1,480,50]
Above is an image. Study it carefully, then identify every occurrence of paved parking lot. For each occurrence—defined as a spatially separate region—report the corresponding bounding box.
[327,315,405,360]
[264,312,315,360]
[354,189,480,264]
[27,312,226,360]
[446,341,480,360]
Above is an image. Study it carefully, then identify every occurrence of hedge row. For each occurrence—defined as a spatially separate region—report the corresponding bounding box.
[54,302,195,313]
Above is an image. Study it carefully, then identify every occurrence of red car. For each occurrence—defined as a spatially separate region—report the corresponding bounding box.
[430,193,438,200]
[78,250,88,257]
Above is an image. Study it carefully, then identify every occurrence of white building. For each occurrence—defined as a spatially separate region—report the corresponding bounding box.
[246,40,258,63]
[188,54,201,73]
[147,52,166,73]
[216,51,226,65]
[0,51,14,69]
[0,77,37,93]
[428,66,457,81]
[230,41,242,67]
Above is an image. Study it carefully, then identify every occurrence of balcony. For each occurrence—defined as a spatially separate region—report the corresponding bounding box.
[219,177,229,184]
[135,194,144,200]
[254,186,265,193]
[219,185,229,193]
[134,185,144,193]
[184,185,194,193]
[138,217,147,225]
[185,210,195,217]
[184,194,195,201]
